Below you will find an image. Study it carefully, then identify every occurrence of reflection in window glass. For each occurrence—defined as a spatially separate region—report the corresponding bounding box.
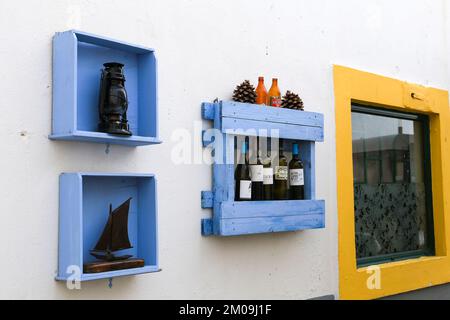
[381,150,394,183]
[351,106,433,264]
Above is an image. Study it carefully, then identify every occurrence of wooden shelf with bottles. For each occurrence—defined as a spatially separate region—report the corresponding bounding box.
[201,101,325,236]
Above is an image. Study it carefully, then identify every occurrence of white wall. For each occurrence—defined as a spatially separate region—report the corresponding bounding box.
[0,0,448,299]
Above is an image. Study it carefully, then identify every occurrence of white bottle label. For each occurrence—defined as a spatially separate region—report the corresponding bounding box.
[263,168,274,185]
[275,166,288,180]
[290,169,304,186]
[250,165,264,182]
[239,180,252,199]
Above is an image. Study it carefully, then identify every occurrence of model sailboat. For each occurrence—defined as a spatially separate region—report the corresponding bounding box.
[83,198,145,273]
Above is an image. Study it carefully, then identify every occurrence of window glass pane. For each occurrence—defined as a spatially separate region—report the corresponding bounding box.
[366,158,380,185]
[351,108,433,263]
[353,152,365,183]
[381,150,394,183]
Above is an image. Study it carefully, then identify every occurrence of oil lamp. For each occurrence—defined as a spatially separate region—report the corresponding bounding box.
[98,62,132,136]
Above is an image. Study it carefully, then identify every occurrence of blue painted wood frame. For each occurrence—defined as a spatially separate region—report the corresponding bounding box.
[201,101,325,236]
[50,30,161,147]
[57,173,159,282]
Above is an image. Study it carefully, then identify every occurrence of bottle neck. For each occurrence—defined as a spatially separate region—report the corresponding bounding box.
[279,139,284,156]
[292,144,299,159]
[240,142,249,164]
[255,137,261,163]
[266,137,271,157]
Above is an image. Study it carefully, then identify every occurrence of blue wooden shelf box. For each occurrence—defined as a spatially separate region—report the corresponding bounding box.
[56,173,159,282]
[50,30,161,147]
[201,101,325,236]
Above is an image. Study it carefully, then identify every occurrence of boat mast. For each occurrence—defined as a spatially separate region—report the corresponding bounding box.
[108,203,113,254]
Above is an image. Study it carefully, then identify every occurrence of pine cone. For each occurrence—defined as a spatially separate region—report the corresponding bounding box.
[281,90,304,110]
[232,80,257,104]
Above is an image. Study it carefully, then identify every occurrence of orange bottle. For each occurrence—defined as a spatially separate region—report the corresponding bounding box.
[255,76,268,105]
[268,78,281,107]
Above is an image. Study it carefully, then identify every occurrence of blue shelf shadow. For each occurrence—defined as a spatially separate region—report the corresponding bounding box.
[56,173,159,282]
[201,101,325,237]
[50,30,161,147]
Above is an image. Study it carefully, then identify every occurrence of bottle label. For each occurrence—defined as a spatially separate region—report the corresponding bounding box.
[269,96,281,107]
[275,166,288,180]
[263,168,274,185]
[239,180,252,199]
[250,165,263,182]
[290,169,304,186]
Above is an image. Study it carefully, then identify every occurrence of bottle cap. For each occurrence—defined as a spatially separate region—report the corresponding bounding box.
[258,76,264,81]
[293,143,299,155]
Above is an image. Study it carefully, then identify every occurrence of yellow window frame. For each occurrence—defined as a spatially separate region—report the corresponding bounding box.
[334,65,450,299]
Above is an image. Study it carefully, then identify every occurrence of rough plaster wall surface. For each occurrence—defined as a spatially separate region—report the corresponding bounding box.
[0,0,448,299]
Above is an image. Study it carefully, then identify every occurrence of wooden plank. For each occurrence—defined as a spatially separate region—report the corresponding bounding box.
[202,130,215,147]
[80,265,159,282]
[50,131,162,147]
[77,173,155,178]
[221,200,324,219]
[201,219,213,236]
[212,101,235,212]
[213,113,235,233]
[201,102,216,120]
[201,191,214,208]
[56,173,83,281]
[222,117,324,141]
[138,53,158,138]
[73,30,154,54]
[52,31,77,136]
[221,101,324,128]
[218,213,325,236]
[138,177,158,267]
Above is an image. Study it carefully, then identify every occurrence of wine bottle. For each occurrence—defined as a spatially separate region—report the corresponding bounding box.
[274,139,288,200]
[235,140,252,201]
[250,137,264,200]
[256,76,268,105]
[262,137,273,200]
[268,78,281,107]
[289,143,305,200]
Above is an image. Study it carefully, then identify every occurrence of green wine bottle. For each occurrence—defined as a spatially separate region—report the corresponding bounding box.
[262,137,273,200]
[289,143,305,200]
[235,140,252,201]
[274,139,288,200]
[250,137,264,201]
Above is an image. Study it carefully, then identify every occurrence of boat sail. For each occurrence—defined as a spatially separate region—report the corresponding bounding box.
[84,197,145,274]
[90,197,133,261]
